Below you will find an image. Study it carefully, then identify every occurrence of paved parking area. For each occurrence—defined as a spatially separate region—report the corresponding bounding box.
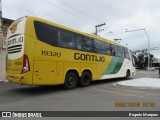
[0,70,160,119]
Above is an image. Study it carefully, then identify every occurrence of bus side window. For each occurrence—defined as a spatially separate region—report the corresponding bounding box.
[34,21,58,46]
[115,46,125,58]
[125,48,130,60]
[75,35,83,50]
[94,39,105,54]
[84,37,94,52]
[120,47,125,58]
[104,43,111,55]
[59,29,75,49]
[115,46,119,57]
[111,44,115,56]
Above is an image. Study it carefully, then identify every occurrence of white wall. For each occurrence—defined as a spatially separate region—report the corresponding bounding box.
[0,49,6,80]
[0,30,6,80]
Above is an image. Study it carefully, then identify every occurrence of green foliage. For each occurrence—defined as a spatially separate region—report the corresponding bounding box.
[134,49,154,69]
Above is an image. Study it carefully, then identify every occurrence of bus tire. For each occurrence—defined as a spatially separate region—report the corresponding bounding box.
[78,71,91,87]
[125,70,130,79]
[64,72,78,90]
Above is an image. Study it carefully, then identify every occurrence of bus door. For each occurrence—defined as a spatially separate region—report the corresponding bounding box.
[33,61,56,85]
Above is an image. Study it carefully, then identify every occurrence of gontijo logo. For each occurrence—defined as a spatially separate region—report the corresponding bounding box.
[10,20,21,33]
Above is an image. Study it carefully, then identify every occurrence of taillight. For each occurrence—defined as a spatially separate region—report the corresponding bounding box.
[21,54,30,74]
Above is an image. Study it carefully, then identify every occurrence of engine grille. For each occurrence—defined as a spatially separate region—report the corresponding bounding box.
[7,45,22,54]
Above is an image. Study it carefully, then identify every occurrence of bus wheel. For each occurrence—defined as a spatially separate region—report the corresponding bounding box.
[125,70,130,79]
[78,72,91,87]
[64,72,78,90]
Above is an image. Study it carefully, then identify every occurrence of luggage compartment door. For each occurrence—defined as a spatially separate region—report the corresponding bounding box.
[33,61,56,85]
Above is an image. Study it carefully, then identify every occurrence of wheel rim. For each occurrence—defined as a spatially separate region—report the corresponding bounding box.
[68,76,75,86]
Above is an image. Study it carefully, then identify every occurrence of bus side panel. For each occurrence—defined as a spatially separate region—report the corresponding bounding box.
[33,61,56,85]
[81,63,100,80]
[55,61,64,84]
[92,55,112,80]
[96,63,108,80]
[62,62,81,82]
[101,58,133,79]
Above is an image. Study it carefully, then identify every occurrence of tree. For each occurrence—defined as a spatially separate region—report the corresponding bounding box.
[134,49,154,69]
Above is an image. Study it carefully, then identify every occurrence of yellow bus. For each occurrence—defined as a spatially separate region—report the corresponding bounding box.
[6,16,136,89]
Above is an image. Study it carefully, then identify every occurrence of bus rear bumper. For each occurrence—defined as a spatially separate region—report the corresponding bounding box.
[6,72,32,85]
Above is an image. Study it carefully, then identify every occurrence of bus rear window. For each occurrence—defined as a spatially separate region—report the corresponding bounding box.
[34,21,58,46]
[125,48,130,60]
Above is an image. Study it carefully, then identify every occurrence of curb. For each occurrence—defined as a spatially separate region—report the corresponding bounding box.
[0,80,8,83]
[115,82,160,90]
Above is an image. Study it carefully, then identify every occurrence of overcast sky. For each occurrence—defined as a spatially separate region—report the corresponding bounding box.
[2,0,160,58]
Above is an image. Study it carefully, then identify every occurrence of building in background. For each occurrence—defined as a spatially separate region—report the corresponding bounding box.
[1,18,14,48]
[0,17,13,80]
[152,57,160,68]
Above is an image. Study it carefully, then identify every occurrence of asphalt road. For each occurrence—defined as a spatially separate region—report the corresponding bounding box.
[0,70,160,119]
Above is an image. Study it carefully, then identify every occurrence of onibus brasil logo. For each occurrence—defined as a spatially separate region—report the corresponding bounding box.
[1,112,42,118]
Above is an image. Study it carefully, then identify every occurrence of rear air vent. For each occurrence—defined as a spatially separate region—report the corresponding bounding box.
[7,45,22,54]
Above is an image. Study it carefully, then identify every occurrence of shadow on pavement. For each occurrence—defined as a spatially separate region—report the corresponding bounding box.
[4,77,132,95]
[1,77,133,99]
[0,78,133,104]
[10,85,65,96]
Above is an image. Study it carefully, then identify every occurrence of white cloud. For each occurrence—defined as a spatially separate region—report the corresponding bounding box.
[2,0,160,56]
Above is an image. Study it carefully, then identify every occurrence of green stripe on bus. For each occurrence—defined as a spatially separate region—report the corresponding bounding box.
[103,57,124,75]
